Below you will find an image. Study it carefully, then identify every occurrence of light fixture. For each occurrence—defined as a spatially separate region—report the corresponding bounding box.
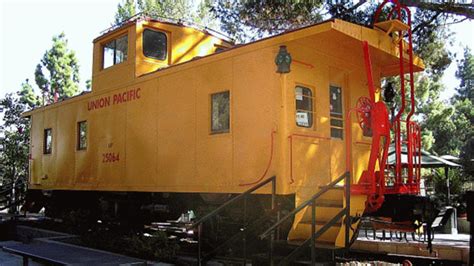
[275,45,292,74]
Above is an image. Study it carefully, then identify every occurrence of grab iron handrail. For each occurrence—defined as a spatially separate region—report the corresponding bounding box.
[188,175,277,265]
[259,172,351,265]
[0,179,27,212]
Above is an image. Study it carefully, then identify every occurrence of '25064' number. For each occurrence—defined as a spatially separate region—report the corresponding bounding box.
[102,152,119,163]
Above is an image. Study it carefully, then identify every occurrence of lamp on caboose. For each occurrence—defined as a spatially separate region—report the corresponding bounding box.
[275,45,292,73]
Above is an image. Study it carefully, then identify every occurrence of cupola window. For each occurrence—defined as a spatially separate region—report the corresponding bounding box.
[103,35,128,69]
[143,29,167,60]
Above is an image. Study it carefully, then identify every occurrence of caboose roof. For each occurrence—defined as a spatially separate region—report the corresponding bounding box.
[93,14,234,45]
[138,18,424,79]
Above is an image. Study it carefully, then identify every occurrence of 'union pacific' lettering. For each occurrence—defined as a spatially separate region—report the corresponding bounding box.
[113,88,141,104]
[87,88,141,111]
[87,96,110,111]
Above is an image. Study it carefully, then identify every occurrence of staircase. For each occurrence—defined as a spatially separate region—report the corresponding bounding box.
[259,172,367,265]
[178,173,367,265]
[0,179,26,212]
[186,176,278,265]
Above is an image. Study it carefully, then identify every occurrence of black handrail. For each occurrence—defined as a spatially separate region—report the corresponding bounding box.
[259,171,351,265]
[189,175,277,265]
[201,209,277,262]
[260,172,348,240]
[0,178,27,212]
[0,180,27,195]
[279,208,347,265]
[189,176,276,229]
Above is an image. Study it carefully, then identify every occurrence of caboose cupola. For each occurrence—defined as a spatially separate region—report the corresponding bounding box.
[91,16,233,92]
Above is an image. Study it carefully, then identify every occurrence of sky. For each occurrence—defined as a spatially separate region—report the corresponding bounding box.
[0,0,473,101]
[0,0,118,96]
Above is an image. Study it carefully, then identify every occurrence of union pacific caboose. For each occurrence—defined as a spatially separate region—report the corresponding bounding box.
[23,0,429,257]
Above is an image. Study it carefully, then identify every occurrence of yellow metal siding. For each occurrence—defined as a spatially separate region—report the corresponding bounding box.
[125,80,158,188]
[232,48,280,187]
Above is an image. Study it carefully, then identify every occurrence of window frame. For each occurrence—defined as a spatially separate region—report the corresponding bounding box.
[143,28,168,61]
[102,34,128,69]
[329,85,344,140]
[210,90,230,134]
[295,85,315,129]
[77,121,87,151]
[43,128,52,154]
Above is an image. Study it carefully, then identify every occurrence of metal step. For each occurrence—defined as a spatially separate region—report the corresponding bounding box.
[318,185,345,190]
[314,199,343,208]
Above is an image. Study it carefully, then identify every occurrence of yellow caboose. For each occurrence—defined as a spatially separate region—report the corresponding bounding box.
[23,14,423,248]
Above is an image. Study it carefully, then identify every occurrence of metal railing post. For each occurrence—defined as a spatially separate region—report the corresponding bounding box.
[270,177,275,265]
[271,177,276,211]
[243,195,247,263]
[311,200,316,265]
[269,231,274,266]
[345,172,351,248]
[198,223,202,265]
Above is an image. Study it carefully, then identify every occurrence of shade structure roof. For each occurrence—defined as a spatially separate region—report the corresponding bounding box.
[387,144,461,168]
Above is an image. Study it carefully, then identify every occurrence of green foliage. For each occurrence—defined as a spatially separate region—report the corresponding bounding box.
[454,48,474,179]
[115,0,136,24]
[0,92,32,185]
[114,0,217,29]
[18,80,40,108]
[428,168,466,211]
[455,47,474,101]
[35,32,80,103]
[421,48,473,164]
[1,32,80,192]
[212,1,324,42]
[125,231,178,261]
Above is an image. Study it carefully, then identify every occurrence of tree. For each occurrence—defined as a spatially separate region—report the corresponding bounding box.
[35,32,80,104]
[455,47,474,101]
[18,79,40,108]
[114,0,217,29]
[454,48,474,179]
[0,90,34,185]
[400,0,474,19]
[1,32,81,202]
[212,1,324,42]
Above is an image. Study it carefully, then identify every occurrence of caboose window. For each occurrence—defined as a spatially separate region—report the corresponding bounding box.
[43,128,52,154]
[330,86,343,139]
[103,35,128,68]
[211,91,230,133]
[143,29,167,60]
[295,86,313,128]
[77,121,87,150]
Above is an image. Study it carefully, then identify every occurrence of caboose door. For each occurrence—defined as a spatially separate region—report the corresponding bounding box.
[328,68,348,182]
[328,84,346,182]
[288,65,330,189]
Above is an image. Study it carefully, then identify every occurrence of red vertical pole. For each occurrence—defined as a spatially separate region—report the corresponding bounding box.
[362,41,377,194]
[362,42,376,103]
[394,3,406,190]
[404,8,416,190]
